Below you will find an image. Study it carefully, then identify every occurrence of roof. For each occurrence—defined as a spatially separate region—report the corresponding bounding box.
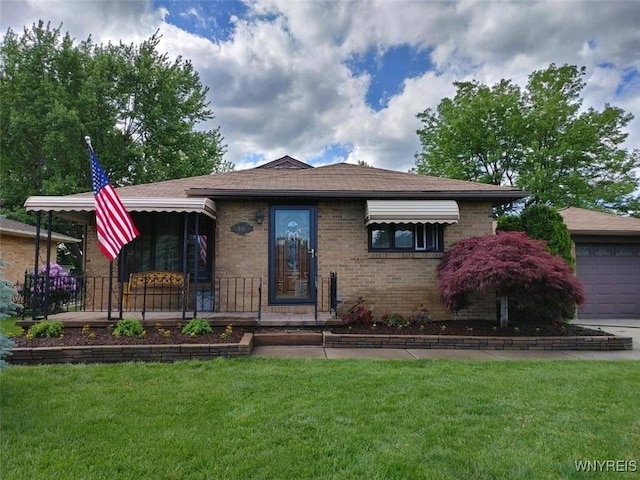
[254,155,313,170]
[185,163,526,201]
[25,159,527,216]
[0,217,81,243]
[559,207,640,236]
[69,161,525,201]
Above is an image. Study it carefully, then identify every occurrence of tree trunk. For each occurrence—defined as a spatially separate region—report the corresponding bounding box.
[499,295,509,328]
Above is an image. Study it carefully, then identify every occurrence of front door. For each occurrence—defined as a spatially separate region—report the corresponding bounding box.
[269,205,317,304]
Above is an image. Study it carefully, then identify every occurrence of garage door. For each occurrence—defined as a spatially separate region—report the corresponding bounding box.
[575,243,640,319]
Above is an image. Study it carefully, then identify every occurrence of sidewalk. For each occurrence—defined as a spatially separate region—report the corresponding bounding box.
[251,319,640,360]
[250,345,640,360]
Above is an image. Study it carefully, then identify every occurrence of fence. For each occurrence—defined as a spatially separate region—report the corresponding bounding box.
[19,272,338,319]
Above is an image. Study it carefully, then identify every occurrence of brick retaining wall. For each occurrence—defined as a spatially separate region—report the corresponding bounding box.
[10,333,254,365]
[323,332,633,350]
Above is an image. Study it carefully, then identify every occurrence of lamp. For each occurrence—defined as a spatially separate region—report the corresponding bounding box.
[255,209,264,225]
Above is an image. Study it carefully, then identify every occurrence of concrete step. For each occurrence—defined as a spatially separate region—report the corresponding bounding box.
[253,331,324,346]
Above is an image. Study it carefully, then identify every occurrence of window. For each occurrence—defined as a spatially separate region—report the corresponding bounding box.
[368,223,444,252]
[123,213,213,281]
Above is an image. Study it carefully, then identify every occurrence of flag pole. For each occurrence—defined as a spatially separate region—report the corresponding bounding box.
[85,135,114,321]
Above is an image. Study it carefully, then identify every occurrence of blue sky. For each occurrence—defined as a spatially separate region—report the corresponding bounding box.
[2,0,639,173]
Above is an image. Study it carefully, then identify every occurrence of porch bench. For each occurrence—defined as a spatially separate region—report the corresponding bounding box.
[124,271,189,311]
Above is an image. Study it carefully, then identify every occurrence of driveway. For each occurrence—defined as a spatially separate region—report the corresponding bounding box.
[572,318,640,350]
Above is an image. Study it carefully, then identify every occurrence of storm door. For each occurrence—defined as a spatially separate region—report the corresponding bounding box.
[268,205,317,304]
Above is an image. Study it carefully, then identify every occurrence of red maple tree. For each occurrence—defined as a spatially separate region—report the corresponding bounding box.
[437,232,585,326]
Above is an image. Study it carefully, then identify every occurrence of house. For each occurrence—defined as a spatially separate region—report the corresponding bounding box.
[559,207,640,319]
[0,216,81,285]
[24,157,526,321]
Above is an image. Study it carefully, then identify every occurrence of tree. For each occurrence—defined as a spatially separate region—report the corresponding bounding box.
[0,21,230,217]
[497,204,574,266]
[0,261,18,369]
[416,64,640,214]
[437,232,585,326]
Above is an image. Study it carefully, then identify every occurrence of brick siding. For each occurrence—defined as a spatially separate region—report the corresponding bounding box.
[215,199,497,320]
[82,199,498,319]
[0,234,59,286]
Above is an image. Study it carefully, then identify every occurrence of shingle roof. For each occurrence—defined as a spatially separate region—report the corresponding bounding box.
[71,161,526,203]
[559,207,640,236]
[0,217,81,242]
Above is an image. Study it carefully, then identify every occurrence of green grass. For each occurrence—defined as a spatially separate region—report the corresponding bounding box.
[0,316,22,336]
[1,359,639,479]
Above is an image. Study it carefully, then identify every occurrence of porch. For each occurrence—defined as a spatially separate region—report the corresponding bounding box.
[17,272,339,327]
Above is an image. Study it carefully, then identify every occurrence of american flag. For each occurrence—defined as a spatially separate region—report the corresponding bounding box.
[90,150,139,261]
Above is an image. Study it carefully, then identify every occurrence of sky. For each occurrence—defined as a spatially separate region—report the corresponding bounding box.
[1,0,639,173]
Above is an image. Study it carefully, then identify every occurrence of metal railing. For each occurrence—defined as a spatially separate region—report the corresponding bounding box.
[19,272,336,320]
[19,272,264,318]
[20,271,85,319]
[329,271,338,317]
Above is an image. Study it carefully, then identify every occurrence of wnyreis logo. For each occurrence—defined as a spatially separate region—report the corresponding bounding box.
[574,460,637,472]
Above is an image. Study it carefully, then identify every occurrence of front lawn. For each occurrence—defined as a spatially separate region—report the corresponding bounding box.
[1,359,638,479]
[0,317,22,336]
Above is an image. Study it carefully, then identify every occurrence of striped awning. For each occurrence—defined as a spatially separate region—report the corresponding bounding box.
[365,200,459,225]
[24,196,216,222]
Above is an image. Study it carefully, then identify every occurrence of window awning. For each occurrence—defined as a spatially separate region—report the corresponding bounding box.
[365,200,459,225]
[24,196,217,222]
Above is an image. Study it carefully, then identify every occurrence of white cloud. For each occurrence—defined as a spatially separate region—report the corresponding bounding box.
[1,0,639,174]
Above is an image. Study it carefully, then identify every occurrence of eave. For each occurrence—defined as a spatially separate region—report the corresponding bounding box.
[185,188,527,205]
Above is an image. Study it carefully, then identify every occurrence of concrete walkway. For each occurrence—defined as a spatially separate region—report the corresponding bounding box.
[250,319,640,360]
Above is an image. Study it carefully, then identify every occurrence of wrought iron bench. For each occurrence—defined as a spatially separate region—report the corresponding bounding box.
[124,271,189,311]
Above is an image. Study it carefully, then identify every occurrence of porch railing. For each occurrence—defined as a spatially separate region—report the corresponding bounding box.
[19,272,338,320]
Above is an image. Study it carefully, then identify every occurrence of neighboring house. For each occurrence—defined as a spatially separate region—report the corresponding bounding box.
[559,207,640,319]
[0,216,81,285]
[24,157,525,320]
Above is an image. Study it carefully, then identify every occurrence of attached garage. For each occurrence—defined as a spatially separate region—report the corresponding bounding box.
[575,243,640,318]
[560,208,640,320]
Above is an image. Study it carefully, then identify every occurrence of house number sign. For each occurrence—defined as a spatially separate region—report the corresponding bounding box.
[231,222,254,236]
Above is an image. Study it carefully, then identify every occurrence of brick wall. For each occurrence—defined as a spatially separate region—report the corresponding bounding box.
[80,200,498,319]
[215,199,497,320]
[0,234,59,286]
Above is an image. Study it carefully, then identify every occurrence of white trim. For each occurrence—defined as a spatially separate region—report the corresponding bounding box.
[24,196,216,219]
[365,200,459,225]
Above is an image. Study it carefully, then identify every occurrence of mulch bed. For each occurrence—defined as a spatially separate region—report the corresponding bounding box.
[331,320,612,337]
[12,326,246,348]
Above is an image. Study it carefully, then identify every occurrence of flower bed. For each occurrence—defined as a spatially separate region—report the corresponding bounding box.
[327,320,632,350]
[10,325,253,365]
[323,331,632,350]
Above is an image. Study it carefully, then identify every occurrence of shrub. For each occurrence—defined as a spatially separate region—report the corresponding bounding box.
[497,205,574,266]
[496,215,524,232]
[341,297,373,325]
[26,320,64,338]
[112,318,144,337]
[181,318,213,336]
[382,314,408,329]
[0,334,15,369]
[408,308,435,325]
[438,231,585,325]
[31,263,78,313]
[0,260,20,320]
